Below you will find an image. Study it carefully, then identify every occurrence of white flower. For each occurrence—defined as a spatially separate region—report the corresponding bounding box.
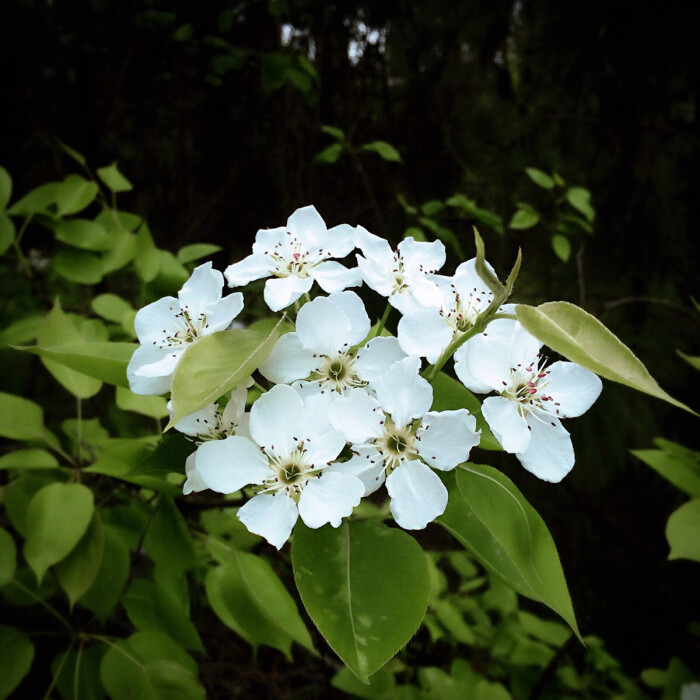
[397,258,496,363]
[354,226,446,315]
[328,356,480,530]
[461,325,603,482]
[127,262,244,395]
[259,291,407,398]
[681,683,700,700]
[190,384,364,548]
[224,205,362,311]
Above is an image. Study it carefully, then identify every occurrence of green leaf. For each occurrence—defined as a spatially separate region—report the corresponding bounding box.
[666,499,700,562]
[404,226,426,241]
[57,140,87,167]
[631,446,700,497]
[80,525,130,621]
[3,474,63,536]
[0,527,17,586]
[361,140,402,162]
[525,168,555,190]
[168,323,281,427]
[438,464,580,638]
[55,175,99,216]
[17,341,136,389]
[51,645,106,700]
[509,208,540,230]
[430,372,501,451]
[54,512,105,608]
[6,182,59,216]
[123,579,204,652]
[96,162,133,193]
[53,247,105,284]
[321,125,345,141]
[561,213,594,234]
[515,301,696,414]
[0,625,34,699]
[55,218,112,251]
[143,497,198,577]
[565,187,595,222]
[0,213,15,255]
[677,349,700,371]
[0,166,11,211]
[0,314,43,345]
[135,222,161,282]
[0,448,59,471]
[116,386,168,419]
[551,233,571,263]
[446,194,504,235]
[100,634,204,700]
[292,520,430,681]
[176,243,222,265]
[24,482,94,583]
[205,549,313,658]
[92,294,136,333]
[0,392,60,450]
[101,230,138,274]
[313,143,344,164]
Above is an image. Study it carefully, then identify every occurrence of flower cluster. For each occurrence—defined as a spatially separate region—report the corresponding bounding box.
[127,205,602,548]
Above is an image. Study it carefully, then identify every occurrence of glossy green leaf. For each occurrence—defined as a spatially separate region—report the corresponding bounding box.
[55,512,105,608]
[0,625,34,699]
[666,499,700,562]
[0,166,11,210]
[525,167,555,189]
[3,474,62,537]
[135,223,161,282]
[116,386,168,419]
[292,520,430,681]
[313,143,343,164]
[51,645,106,700]
[80,525,130,621]
[515,301,696,414]
[55,175,98,216]
[565,187,595,222]
[321,125,345,141]
[0,527,16,586]
[96,162,133,193]
[631,446,700,497]
[53,247,104,284]
[123,579,204,652]
[177,243,223,265]
[18,341,136,389]
[0,448,59,471]
[551,233,571,262]
[55,218,112,251]
[430,372,501,451]
[438,464,580,637]
[7,182,59,216]
[205,548,313,659]
[0,213,15,255]
[509,208,540,230]
[168,323,282,427]
[0,392,60,449]
[100,634,204,700]
[143,497,198,577]
[24,482,94,583]
[361,140,402,162]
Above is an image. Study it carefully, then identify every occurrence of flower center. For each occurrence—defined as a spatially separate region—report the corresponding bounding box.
[157,307,207,349]
[502,356,559,417]
[376,422,417,472]
[315,353,364,394]
[258,444,318,500]
[267,231,326,279]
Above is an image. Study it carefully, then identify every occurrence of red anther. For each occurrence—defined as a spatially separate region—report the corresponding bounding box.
[526,381,535,388]
[293,253,301,261]
[538,373,547,378]
[528,387,537,394]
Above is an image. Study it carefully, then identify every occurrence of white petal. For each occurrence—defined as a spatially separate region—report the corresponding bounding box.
[313,261,363,293]
[517,415,574,482]
[222,383,248,428]
[195,436,269,493]
[183,453,207,495]
[481,396,531,453]
[263,275,313,311]
[324,223,356,258]
[374,356,432,429]
[325,291,371,346]
[415,410,480,470]
[302,424,346,467]
[453,342,497,394]
[224,253,272,287]
[325,448,386,496]
[287,205,328,250]
[203,292,244,334]
[172,402,219,437]
[541,362,602,418]
[178,262,223,317]
[354,336,407,385]
[238,494,299,549]
[133,296,180,344]
[329,388,384,444]
[509,325,542,368]
[258,333,317,384]
[390,277,442,314]
[296,296,352,355]
[252,227,287,257]
[463,334,513,392]
[398,307,453,364]
[356,255,394,297]
[127,346,174,395]
[249,384,305,456]
[131,347,183,378]
[398,237,446,274]
[386,460,448,529]
[353,225,393,262]
[298,472,364,528]
[453,258,495,298]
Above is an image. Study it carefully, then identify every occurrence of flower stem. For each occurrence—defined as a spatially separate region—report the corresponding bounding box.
[369,303,391,340]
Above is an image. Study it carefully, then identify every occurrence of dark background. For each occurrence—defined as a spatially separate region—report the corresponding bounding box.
[1,0,698,678]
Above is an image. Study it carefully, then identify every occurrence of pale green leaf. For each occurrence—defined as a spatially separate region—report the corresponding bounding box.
[116,386,168,419]
[551,234,571,262]
[96,162,133,193]
[6,182,59,216]
[565,187,595,222]
[515,301,696,414]
[0,166,11,211]
[631,446,700,497]
[92,293,135,328]
[313,143,344,164]
[176,243,222,265]
[0,392,60,450]
[0,448,59,471]
[55,218,112,251]
[55,175,99,216]
[292,520,430,682]
[0,314,42,345]
[135,222,161,282]
[509,208,540,230]
[0,213,15,255]
[100,230,138,274]
[53,247,104,285]
[0,527,16,586]
[525,167,555,189]
[0,625,34,699]
[321,125,345,141]
[438,464,580,638]
[168,323,282,427]
[677,349,700,371]
[361,140,402,162]
[666,499,700,562]
[24,482,94,583]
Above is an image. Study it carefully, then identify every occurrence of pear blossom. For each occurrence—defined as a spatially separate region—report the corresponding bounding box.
[259,291,407,398]
[460,325,602,482]
[190,384,364,548]
[354,226,446,315]
[127,262,244,395]
[328,356,480,530]
[224,205,362,311]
